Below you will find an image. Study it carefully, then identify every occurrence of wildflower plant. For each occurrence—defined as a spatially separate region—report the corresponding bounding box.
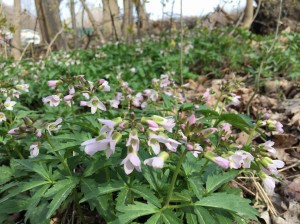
[0,69,285,223]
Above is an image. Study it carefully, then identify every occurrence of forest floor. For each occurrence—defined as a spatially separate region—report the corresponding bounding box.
[185,73,300,224]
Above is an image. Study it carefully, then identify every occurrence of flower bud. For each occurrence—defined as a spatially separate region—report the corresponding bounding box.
[22,117,33,125]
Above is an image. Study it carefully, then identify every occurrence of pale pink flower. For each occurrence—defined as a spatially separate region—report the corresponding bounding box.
[68,86,75,95]
[214,156,230,169]
[8,128,20,135]
[261,140,276,154]
[275,122,284,133]
[144,151,169,169]
[259,171,276,195]
[81,138,115,157]
[144,89,158,101]
[42,95,61,107]
[47,118,62,135]
[189,143,203,158]
[29,143,39,158]
[98,118,115,138]
[0,112,6,122]
[35,129,42,138]
[228,93,241,106]
[4,97,16,110]
[126,130,140,151]
[188,113,196,125]
[228,154,243,169]
[121,152,141,175]
[47,80,60,87]
[266,159,284,175]
[98,79,110,91]
[82,92,90,99]
[152,115,175,133]
[64,95,74,106]
[203,88,211,102]
[132,92,144,107]
[235,150,254,168]
[222,123,231,132]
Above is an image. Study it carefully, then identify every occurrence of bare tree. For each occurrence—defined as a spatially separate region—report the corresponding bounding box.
[102,0,121,40]
[123,0,134,43]
[241,0,254,29]
[80,0,105,43]
[134,0,149,37]
[35,0,68,50]
[70,0,78,49]
[12,0,21,60]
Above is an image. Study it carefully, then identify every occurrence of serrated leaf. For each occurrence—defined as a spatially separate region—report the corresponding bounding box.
[44,178,74,198]
[15,160,52,181]
[161,209,181,224]
[188,176,203,199]
[195,105,219,117]
[195,193,258,220]
[131,185,161,208]
[80,180,124,203]
[186,212,198,224]
[46,179,78,219]
[0,180,49,204]
[0,166,13,185]
[195,206,217,224]
[116,188,130,207]
[25,184,51,222]
[206,170,239,194]
[113,202,158,224]
[145,213,161,224]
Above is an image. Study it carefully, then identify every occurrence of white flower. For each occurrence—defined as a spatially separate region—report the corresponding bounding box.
[121,152,141,175]
[0,112,6,122]
[29,143,39,158]
[15,84,29,92]
[4,97,16,110]
[42,95,61,107]
[47,118,62,135]
[80,96,106,114]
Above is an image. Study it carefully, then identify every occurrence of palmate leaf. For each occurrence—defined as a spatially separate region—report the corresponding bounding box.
[131,185,161,208]
[112,202,158,224]
[194,206,217,224]
[161,209,181,224]
[145,213,161,224]
[46,178,78,219]
[79,180,125,203]
[206,170,239,194]
[25,184,51,222]
[0,180,49,204]
[195,193,258,221]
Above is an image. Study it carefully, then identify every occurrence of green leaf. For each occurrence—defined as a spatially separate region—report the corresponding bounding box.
[0,180,49,204]
[0,166,13,185]
[218,113,253,133]
[161,94,173,109]
[15,160,52,181]
[131,185,161,208]
[195,105,219,117]
[206,170,239,194]
[145,213,161,224]
[113,202,158,224]
[25,184,51,222]
[161,209,181,224]
[80,180,125,203]
[44,178,75,198]
[186,212,198,224]
[194,206,217,224]
[188,176,203,199]
[80,178,114,221]
[46,178,78,219]
[195,193,258,220]
[116,188,130,207]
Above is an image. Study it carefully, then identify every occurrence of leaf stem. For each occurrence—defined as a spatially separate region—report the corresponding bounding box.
[163,148,188,206]
[45,133,72,176]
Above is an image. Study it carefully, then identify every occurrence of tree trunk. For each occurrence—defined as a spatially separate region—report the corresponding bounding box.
[241,0,254,29]
[123,0,134,43]
[12,0,21,60]
[134,0,149,37]
[102,0,122,40]
[70,0,78,49]
[35,0,68,50]
[80,0,105,43]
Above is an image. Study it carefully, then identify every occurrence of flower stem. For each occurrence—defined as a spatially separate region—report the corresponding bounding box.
[163,148,188,206]
[45,133,72,176]
[246,122,259,145]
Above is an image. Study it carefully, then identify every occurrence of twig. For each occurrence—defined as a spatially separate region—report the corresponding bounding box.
[278,161,300,173]
[18,42,31,62]
[46,28,64,57]
[250,173,278,216]
[233,180,256,196]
